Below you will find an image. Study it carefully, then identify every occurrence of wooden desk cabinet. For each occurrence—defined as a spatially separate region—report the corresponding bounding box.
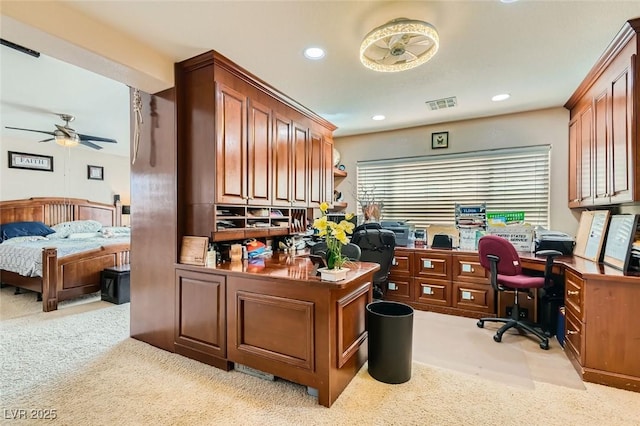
[386,248,494,317]
[386,248,413,301]
[563,267,640,392]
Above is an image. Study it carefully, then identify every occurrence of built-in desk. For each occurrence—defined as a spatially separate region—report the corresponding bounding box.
[387,246,640,393]
[174,253,379,407]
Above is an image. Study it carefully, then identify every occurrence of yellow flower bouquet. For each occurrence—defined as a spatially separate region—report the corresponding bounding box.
[313,202,356,270]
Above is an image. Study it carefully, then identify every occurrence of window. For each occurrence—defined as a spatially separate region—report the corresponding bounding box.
[356,145,550,229]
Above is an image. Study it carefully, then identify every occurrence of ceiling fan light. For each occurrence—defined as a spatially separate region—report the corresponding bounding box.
[55,132,80,147]
[360,18,439,72]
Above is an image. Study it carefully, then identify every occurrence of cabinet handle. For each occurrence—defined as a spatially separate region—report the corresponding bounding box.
[567,290,579,296]
[567,330,578,335]
[392,257,398,266]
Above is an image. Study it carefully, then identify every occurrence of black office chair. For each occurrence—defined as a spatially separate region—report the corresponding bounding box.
[351,224,396,300]
[477,235,562,350]
[310,242,361,262]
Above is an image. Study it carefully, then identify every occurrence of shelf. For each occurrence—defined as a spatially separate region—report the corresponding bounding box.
[333,168,347,178]
[330,202,347,210]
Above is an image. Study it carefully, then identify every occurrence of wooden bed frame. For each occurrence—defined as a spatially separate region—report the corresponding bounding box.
[0,197,130,312]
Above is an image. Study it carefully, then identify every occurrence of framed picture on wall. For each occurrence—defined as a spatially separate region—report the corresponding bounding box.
[431,131,449,149]
[8,151,53,172]
[87,165,104,180]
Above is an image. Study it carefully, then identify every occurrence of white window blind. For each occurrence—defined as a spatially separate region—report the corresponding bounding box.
[356,145,550,229]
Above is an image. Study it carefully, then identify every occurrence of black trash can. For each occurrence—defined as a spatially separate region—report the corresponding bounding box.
[366,301,414,384]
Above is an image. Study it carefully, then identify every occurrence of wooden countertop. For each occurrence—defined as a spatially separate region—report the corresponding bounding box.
[176,252,380,288]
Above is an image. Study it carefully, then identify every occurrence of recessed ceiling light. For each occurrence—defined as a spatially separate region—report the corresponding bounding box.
[492,93,511,102]
[372,115,386,121]
[304,47,325,60]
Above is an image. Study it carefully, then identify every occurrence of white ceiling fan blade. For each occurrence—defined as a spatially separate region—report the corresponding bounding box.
[387,34,404,48]
[366,44,392,61]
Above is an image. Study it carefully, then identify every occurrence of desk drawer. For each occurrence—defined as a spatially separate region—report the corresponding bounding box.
[564,308,583,364]
[414,278,450,306]
[386,275,412,300]
[565,269,584,320]
[452,254,488,284]
[453,282,493,313]
[390,249,413,276]
[414,252,451,280]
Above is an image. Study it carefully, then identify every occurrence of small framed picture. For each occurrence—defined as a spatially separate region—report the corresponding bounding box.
[431,131,449,149]
[87,165,104,180]
[8,151,54,172]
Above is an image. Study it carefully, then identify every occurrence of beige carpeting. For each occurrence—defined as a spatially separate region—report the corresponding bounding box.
[1,286,639,425]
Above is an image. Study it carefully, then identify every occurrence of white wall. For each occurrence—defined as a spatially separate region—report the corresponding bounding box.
[0,136,130,206]
[334,107,579,236]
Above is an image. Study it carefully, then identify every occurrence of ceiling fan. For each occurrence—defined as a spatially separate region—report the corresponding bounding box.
[5,113,117,150]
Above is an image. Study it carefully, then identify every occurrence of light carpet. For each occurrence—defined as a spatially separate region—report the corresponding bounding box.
[1,287,639,425]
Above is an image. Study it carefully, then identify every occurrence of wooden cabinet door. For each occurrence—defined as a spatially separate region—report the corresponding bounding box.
[175,269,227,358]
[273,113,292,206]
[215,82,247,204]
[247,99,271,206]
[308,132,323,207]
[609,65,632,204]
[568,118,581,207]
[322,136,334,206]
[579,105,594,205]
[291,122,308,206]
[593,90,609,204]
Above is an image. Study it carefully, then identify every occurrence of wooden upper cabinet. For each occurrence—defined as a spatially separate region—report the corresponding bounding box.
[309,132,334,208]
[609,59,632,204]
[565,18,639,208]
[579,106,594,206]
[568,118,581,207]
[215,82,248,204]
[247,99,272,206]
[322,136,334,206]
[273,113,292,206]
[593,91,608,204]
[309,132,323,207]
[292,122,308,207]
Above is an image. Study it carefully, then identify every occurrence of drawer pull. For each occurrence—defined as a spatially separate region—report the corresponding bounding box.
[567,290,579,296]
[567,330,578,335]
[392,257,398,266]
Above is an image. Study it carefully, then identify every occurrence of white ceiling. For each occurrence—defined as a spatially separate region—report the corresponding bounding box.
[2,1,640,158]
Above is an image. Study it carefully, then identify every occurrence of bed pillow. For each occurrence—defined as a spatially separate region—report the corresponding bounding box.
[51,220,103,238]
[101,226,130,238]
[0,221,55,242]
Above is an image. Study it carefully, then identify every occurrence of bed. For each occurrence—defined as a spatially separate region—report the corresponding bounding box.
[0,197,130,312]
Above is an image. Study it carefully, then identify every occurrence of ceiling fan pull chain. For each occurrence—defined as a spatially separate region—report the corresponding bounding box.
[132,88,143,165]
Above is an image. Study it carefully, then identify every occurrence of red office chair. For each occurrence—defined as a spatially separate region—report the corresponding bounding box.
[477,235,562,350]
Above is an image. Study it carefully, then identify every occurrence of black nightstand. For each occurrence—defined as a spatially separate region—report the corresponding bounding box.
[101,264,131,304]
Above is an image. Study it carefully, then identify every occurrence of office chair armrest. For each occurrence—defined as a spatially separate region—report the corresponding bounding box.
[487,254,505,291]
[537,249,563,287]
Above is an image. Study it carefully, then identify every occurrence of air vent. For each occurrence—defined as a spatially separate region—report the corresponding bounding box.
[426,96,457,111]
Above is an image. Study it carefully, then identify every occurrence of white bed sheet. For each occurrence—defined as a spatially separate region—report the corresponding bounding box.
[0,235,130,277]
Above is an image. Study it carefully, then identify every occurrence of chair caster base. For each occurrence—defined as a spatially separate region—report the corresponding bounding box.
[477,320,484,328]
[539,340,550,350]
[493,333,502,343]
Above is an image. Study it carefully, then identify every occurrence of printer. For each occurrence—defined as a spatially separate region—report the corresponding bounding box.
[535,230,575,255]
[380,221,410,246]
